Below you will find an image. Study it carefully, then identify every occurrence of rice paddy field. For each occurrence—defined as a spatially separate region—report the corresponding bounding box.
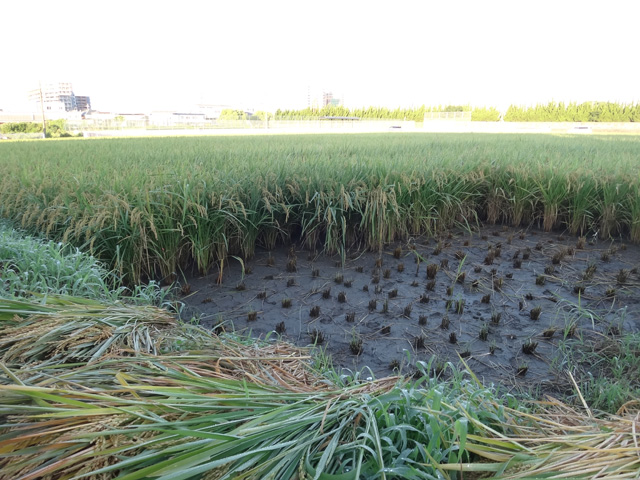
[1,133,639,284]
[1,132,640,479]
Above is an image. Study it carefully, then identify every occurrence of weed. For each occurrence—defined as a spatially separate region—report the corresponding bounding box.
[583,263,597,280]
[530,306,542,320]
[349,334,363,355]
[522,339,538,354]
[616,269,629,284]
[286,258,297,272]
[479,324,489,341]
[309,329,325,345]
[552,250,565,264]
[426,263,438,279]
[484,251,495,265]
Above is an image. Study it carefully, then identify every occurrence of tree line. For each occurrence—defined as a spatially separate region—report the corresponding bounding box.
[0,120,81,137]
[274,102,640,122]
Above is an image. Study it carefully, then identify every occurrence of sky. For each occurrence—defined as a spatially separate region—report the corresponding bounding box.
[0,0,638,113]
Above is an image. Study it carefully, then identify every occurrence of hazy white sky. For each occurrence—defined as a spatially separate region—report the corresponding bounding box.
[1,0,638,113]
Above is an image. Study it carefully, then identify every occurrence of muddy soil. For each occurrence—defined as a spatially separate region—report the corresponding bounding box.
[182,226,640,392]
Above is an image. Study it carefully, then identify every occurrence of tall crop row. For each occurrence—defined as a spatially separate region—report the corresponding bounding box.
[0,133,638,284]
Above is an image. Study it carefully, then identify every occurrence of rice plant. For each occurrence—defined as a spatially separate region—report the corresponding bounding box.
[1,134,638,285]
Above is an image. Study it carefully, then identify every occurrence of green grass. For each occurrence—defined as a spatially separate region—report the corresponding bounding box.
[0,221,174,306]
[1,133,639,284]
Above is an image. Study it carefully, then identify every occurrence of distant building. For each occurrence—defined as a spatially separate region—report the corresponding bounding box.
[75,96,91,111]
[27,82,91,113]
[307,87,343,109]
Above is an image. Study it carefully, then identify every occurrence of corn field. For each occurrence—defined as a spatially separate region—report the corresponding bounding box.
[1,133,639,284]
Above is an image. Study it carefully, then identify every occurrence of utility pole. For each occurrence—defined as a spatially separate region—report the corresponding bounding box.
[38,81,46,138]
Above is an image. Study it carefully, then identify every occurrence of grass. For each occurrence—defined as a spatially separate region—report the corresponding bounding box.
[0,221,173,306]
[1,133,640,284]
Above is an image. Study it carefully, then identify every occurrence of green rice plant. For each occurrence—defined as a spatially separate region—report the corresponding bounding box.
[598,180,630,239]
[537,170,570,231]
[1,134,639,286]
